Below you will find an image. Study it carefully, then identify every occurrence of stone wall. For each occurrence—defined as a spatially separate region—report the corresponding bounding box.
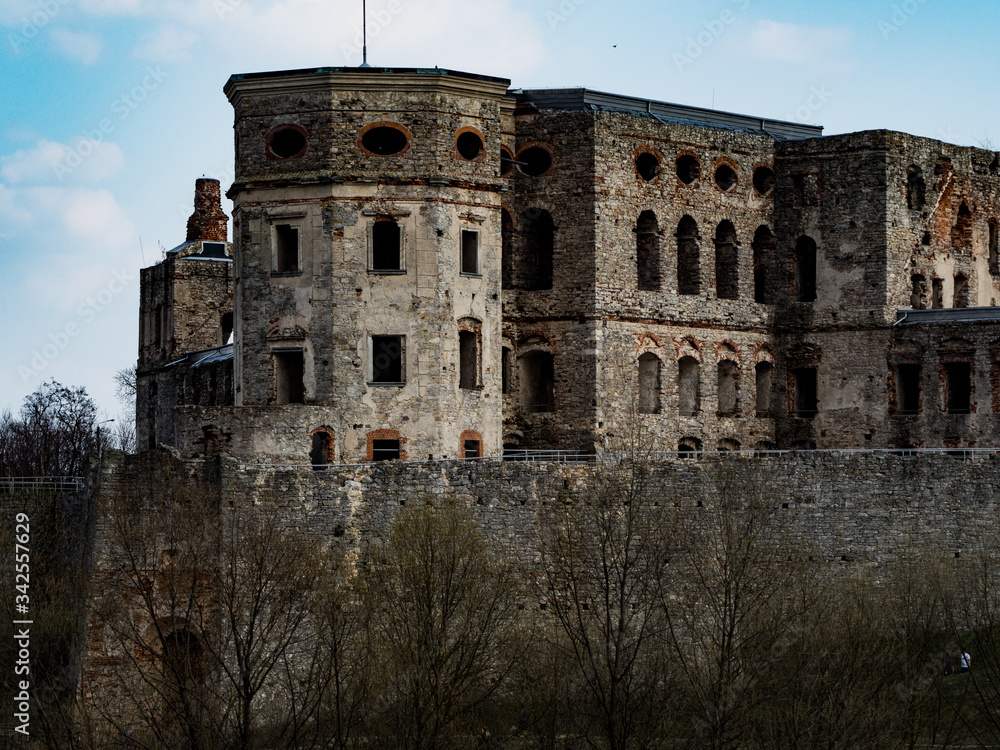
[95,448,1000,569]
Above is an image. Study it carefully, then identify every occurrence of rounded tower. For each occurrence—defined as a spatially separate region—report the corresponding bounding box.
[224,67,510,461]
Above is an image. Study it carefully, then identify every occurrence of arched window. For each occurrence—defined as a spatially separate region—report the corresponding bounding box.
[638,353,661,414]
[755,362,773,416]
[794,236,817,302]
[715,221,739,299]
[677,436,702,457]
[635,211,661,291]
[678,356,700,416]
[310,429,333,469]
[677,216,700,295]
[717,359,738,415]
[752,226,775,303]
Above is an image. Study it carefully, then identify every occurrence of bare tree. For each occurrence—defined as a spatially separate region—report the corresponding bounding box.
[360,501,524,750]
[540,444,677,749]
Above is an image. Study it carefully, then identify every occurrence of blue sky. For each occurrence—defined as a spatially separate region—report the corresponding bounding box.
[1,0,998,417]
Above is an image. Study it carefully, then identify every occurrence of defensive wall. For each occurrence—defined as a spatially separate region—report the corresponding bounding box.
[95,447,1000,567]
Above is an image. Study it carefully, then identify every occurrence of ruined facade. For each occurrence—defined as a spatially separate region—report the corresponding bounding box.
[136,67,1000,463]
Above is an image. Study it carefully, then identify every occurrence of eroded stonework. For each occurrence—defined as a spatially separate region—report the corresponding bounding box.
[137,67,1000,462]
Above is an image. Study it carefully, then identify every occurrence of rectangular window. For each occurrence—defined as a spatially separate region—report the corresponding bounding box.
[895,364,920,414]
[371,219,403,272]
[274,349,305,404]
[792,367,818,418]
[371,335,404,385]
[464,440,481,459]
[459,331,478,390]
[461,229,480,276]
[372,439,400,461]
[944,362,972,414]
[521,351,555,413]
[201,241,227,258]
[274,224,299,273]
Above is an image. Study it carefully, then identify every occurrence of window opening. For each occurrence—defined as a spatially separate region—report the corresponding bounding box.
[517,147,552,176]
[715,220,739,299]
[794,236,817,302]
[753,166,775,195]
[755,362,772,416]
[636,152,659,182]
[952,202,973,253]
[678,356,700,416]
[310,431,332,469]
[676,154,700,185]
[520,351,554,413]
[636,211,660,291]
[910,275,927,309]
[907,165,925,209]
[464,440,481,459]
[895,364,920,414]
[954,274,970,308]
[221,312,234,345]
[752,225,775,303]
[371,335,404,384]
[945,362,972,413]
[717,360,738,415]
[459,330,478,390]
[932,278,944,309]
[372,439,401,461]
[677,216,700,295]
[524,209,554,290]
[501,346,511,394]
[638,353,660,414]
[792,367,818,418]
[268,127,306,159]
[456,131,484,161]
[677,437,702,457]
[361,125,408,156]
[990,221,999,274]
[714,163,737,191]
[201,241,227,258]
[274,349,305,404]
[461,230,479,276]
[275,224,299,273]
[371,219,402,272]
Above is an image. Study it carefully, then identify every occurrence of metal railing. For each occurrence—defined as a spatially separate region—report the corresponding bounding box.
[222,447,1000,470]
[0,476,85,491]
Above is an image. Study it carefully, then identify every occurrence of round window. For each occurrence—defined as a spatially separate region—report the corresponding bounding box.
[753,165,775,195]
[715,163,738,191]
[456,131,484,161]
[268,127,307,159]
[361,125,409,156]
[676,154,700,185]
[636,152,659,182]
[517,146,552,176]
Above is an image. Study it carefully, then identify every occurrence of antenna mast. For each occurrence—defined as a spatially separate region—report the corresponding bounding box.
[361,0,370,67]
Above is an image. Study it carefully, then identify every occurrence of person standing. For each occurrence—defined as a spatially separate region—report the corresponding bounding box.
[960,649,972,673]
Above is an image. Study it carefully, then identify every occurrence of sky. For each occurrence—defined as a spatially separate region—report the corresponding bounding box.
[1,0,998,418]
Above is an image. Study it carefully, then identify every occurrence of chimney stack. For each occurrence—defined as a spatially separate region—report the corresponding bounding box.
[186,178,229,242]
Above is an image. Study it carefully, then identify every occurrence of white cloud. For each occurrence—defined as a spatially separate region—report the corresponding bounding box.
[50,28,103,63]
[133,25,198,61]
[1,138,124,185]
[744,20,852,63]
